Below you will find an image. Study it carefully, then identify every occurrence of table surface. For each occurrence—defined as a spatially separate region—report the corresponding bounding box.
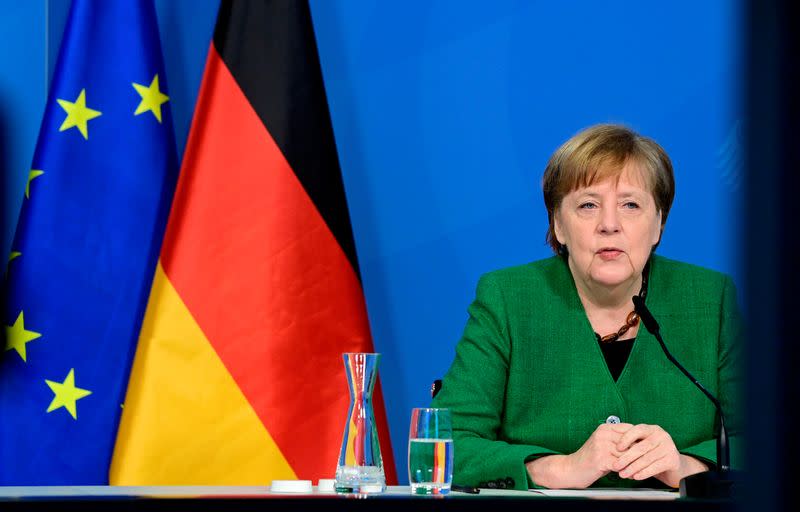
[0,485,735,511]
[0,485,677,499]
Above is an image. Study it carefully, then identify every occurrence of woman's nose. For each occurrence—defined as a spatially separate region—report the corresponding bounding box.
[597,207,621,233]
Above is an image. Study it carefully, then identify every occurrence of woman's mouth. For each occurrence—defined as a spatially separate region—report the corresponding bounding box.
[597,248,623,260]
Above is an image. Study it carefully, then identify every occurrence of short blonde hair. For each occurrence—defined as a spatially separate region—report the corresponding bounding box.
[542,124,675,253]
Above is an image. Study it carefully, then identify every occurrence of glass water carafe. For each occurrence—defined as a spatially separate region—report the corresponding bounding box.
[334,352,386,494]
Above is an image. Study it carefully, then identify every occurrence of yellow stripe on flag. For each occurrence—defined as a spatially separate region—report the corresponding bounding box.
[110,263,296,484]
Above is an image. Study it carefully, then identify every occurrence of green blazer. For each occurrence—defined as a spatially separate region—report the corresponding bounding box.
[432,255,743,489]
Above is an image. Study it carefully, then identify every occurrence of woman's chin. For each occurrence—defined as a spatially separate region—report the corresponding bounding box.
[590,270,634,288]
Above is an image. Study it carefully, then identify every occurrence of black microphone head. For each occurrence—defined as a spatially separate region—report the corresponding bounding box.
[632,295,660,335]
[431,379,442,399]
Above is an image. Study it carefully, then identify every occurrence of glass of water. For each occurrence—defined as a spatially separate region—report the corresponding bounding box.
[408,408,454,495]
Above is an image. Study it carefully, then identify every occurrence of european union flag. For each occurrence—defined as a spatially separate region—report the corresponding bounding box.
[0,0,177,484]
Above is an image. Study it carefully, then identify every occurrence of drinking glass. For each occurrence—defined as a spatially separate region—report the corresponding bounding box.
[408,408,454,495]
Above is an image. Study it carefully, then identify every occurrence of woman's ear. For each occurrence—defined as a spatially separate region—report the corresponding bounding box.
[651,210,663,245]
[553,211,565,245]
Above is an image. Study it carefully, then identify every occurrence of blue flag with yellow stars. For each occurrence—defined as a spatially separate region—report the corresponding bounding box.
[0,0,177,484]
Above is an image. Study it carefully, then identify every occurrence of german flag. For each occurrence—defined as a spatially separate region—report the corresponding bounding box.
[111,0,396,484]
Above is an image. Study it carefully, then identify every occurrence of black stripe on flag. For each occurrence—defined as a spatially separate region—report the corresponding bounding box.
[213,0,362,278]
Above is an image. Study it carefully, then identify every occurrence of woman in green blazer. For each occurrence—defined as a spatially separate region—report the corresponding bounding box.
[432,124,742,490]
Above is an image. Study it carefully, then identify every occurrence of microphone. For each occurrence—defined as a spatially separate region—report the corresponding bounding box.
[431,379,442,399]
[631,295,738,499]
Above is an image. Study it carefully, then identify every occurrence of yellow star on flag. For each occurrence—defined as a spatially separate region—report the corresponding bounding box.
[6,251,21,276]
[45,369,92,420]
[5,311,42,362]
[132,74,169,123]
[57,89,102,139]
[26,169,44,199]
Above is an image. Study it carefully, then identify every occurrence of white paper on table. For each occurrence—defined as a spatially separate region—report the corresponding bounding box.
[529,488,679,500]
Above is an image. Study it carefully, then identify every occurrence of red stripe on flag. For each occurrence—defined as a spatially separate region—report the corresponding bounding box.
[160,45,396,481]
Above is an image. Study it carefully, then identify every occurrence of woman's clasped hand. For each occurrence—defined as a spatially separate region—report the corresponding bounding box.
[526,423,708,489]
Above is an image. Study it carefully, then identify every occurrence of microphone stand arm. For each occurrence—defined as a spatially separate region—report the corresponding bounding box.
[652,331,729,474]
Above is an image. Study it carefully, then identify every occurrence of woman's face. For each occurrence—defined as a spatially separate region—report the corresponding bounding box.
[554,162,662,290]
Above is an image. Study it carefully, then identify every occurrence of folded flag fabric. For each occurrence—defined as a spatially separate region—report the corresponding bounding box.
[0,0,178,484]
[110,0,396,484]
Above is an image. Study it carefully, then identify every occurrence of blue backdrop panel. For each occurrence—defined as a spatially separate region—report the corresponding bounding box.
[0,2,47,267]
[0,0,742,483]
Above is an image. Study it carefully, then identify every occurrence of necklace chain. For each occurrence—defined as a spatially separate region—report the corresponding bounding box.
[595,262,649,344]
[597,310,640,343]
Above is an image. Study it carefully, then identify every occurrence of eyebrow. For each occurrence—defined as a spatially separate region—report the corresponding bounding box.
[577,190,646,199]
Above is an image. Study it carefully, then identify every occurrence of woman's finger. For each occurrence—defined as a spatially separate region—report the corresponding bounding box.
[616,424,654,451]
[614,435,662,471]
[631,455,672,481]
[606,422,635,434]
[617,442,663,478]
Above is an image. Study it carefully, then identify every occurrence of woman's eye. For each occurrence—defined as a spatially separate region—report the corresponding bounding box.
[622,202,639,209]
[579,202,597,209]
